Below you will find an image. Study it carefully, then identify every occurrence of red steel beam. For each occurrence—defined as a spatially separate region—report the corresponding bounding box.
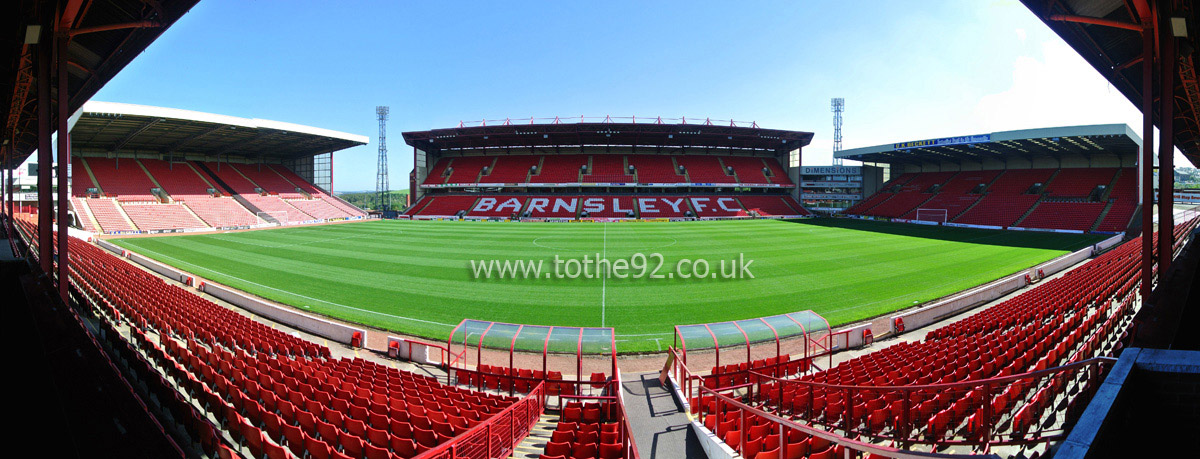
[1048,14,1143,31]
[37,37,53,274]
[1158,7,1176,273]
[67,21,161,37]
[1141,22,1155,300]
[56,34,71,302]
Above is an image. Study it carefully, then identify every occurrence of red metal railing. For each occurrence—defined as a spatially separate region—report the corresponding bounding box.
[415,381,547,459]
[700,385,1002,459]
[740,358,1114,449]
[613,371,642,459]
[667,346,1117,454]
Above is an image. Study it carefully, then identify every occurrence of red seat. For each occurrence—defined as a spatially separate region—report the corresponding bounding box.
[364,442,392,459]
[754,447,781,459]
[572,443,599,459]
[598,442,623,459]
[551,430,575,444]
[544,441,572,458]
[809,446,837,459]
[390,437,417,458]
[305,437,333,459]
[339,430,365,458]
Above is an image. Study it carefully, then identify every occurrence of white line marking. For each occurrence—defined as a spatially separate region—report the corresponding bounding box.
[123,244,457,328]
[601,223,607,328]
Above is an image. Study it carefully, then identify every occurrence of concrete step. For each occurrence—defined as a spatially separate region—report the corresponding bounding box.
[509,414,559,459]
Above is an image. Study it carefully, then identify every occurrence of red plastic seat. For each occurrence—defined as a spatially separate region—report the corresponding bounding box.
[551,430,575,444]
[572,443,598,459]
[754,447,781,459]
[390,437,417,458]
[364,442,392,459]
[264,441,291,459]
[598,442,623,459]
[305,437,333,459]
[544,441,572,458]
[339,430,365,458]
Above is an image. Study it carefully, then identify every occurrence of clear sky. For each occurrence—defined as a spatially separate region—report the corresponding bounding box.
[91,0,1186,192]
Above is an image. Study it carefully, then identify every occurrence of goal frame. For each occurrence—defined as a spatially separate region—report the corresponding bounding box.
[914,208,949,223]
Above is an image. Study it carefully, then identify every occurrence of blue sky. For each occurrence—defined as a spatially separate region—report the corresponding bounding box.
[92,0,1176,192]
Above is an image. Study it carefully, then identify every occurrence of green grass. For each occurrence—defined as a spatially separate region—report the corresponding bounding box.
[110,218,1105,352]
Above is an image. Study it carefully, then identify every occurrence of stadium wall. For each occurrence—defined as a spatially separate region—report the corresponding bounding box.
[691,422,738,459]
[96,238,123,255]
[198,280,368,345]
[386,336,441,366]
[126,251,191,285]
[832,322,873,349]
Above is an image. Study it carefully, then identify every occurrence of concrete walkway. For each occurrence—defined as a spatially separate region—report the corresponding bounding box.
[622,372,706,459]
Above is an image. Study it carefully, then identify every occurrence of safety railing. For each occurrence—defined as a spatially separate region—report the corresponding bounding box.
[415,381,547,459]
[451,366,616,401]
[700,385,1003,459]
[730,358,1113,451]
[613,370,642,459]
[668,344,1116,453]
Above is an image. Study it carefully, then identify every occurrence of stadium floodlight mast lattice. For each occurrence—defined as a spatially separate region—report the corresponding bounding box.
[376,106,390,212]
[831,98,844,166]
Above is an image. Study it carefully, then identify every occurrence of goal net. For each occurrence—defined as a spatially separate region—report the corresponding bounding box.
[914,208,948,223]
[257,211,289,225]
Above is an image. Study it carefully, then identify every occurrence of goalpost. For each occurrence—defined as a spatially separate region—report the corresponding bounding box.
[914,208,948,224]
[257,211,289,225]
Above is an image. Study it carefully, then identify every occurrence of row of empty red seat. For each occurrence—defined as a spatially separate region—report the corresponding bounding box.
[122,203,208,232]
[848,168,1137,232]
[71,158,364,233]
[406,195,812,218]
[1017,201,1106,231]
[65,232,525,459]
[79,157,161,201]
[423,155,793,185]
[710,229,1179,452]
[539,405,626,459]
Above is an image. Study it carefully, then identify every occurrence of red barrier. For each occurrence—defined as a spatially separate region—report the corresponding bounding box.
[414,382,546,459]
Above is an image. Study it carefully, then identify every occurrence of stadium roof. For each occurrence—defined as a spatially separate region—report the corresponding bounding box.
[1020,0,1200,167]
[69,101,368,160]
[402,118,812,154]
[835,124,1141,165]
[2,0,200,168]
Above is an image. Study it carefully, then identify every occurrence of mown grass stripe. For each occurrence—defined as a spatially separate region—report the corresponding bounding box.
[111,219,1105,352]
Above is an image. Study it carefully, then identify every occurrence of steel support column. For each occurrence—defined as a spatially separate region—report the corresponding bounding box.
[1140,23,1156,299]
[37,37,53,274]
[1157,9,1175,274]
[56,34,70,302]
[5,145,12,233]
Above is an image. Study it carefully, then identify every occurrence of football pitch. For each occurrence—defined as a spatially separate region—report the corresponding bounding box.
[110,218,1106,352]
